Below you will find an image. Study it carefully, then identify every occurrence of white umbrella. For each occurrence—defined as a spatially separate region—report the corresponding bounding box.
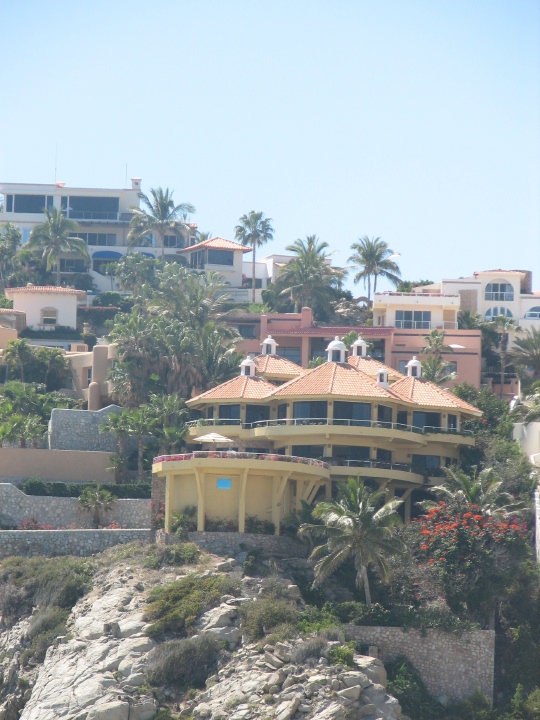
[193,432,234,445]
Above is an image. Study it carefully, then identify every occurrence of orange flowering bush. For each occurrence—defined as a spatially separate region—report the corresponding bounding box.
[411,501,529,618]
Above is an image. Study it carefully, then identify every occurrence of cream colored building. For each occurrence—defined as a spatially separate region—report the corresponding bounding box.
[4,285,86,331]
[154,337,480,535]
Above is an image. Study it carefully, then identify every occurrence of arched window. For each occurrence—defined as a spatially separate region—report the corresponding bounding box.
[40,307,57,327]
[525,306,540,319]
[484,307,513,321]
[485,282,514,302]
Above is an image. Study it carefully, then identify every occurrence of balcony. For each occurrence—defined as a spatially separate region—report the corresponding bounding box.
[185,418,474,446]
[324,458,431,483]
[485,292,514,302]
[153,450,329,470]
[67,211,130,222]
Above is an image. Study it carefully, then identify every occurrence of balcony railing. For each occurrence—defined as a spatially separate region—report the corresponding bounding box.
[325,458,445,477]
[153,450,329,469]
[485,292,514,302]
[394,321,458,330]
[68,211,121,221]
[186,418,472,436]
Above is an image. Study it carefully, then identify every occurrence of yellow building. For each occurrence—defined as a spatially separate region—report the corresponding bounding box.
[153,335,481,534]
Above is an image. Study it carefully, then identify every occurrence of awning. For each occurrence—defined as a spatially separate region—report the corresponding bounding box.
[92,251,123,259]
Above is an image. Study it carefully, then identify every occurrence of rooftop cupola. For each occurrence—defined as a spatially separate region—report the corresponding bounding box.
[377,367,389,388]
[406,356,422,378]
[351,335,368,357]
[326,336,347,363]
[240,355,257,377]
[261,335,278,356]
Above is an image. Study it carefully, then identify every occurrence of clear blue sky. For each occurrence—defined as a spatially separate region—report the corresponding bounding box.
[1,0,539,293]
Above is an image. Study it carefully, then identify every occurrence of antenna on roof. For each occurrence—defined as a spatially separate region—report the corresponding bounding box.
[54,143,58,183]
[125,163,128,188]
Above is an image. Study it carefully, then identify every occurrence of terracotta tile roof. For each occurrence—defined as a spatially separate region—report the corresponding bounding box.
[389,376,481,415]
[273,327,394,336]
[5,286,86,298]
[0,308,25,314]
[271,362,395,399]
[253,354,304,377]
[348,355,404,378]
[188,375,275,404]
[177,237,251,253]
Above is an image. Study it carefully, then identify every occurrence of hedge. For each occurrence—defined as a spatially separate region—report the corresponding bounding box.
[21,479,151,499]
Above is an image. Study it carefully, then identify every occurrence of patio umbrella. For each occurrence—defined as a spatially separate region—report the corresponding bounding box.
[193,432,234,445]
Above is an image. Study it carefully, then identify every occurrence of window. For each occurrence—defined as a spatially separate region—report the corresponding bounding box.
[412,454,441,470]
[395,310,431,329]
[207,249,234,266]
[242,278,263,289]
[238,325,257,339]
[13,194,52,213]
[59,258,86,272]
[332,446,370,463]
[67,196,119,220]
[75,232,117,246]
[526,306,540,319]
[376,449,392,463]
[377,405,392,424]
[216,478,232,489]
[86,368,93,385]
[245,405,270,424]
[447,414,458,430]
[218,404,241,421]
[277,403,288,420]
[412,411,442,430]
[291,445,324,459]
[164,234,185,248]
[485,282,514,302]
[5,195,13,212]
[396,410,408,427]
[278,347,301,364]
[445,361,457,374]
[40,307,57,326]
[485,307,513,320]
[333,401,371,425]
[293,401,327,421]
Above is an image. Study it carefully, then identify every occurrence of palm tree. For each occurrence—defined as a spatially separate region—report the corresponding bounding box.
[348,237,401,305]
[276,235,345,314]
[421,467,526,518]
[25,208,88,285]
[78,487,116,528]
[421,329,453,358]
[420,355,457,385]
[102,411,131,483]
[0,223,21,289]
[128,188,195,258]
[234,211,274,303]
[299,478,405,607]
[492,314,521,398]
[510,327,540,380]
[3,339,35,383]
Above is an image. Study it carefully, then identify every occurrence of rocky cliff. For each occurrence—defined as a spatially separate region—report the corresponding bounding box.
[0,545,402,720]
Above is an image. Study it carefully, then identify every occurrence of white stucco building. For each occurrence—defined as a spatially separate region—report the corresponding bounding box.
[4,286,86,331]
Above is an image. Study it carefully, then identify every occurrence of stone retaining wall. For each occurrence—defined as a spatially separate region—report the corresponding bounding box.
[157,530,308,558]
[49,406,122,452]
[0,529,151,558]
[0,484,151,529]
[345,625,495,702]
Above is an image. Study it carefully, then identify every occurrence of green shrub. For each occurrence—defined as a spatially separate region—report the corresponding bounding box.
[244,516,275,535]
[23,606,69,664]
[291,637,328,663]
[143,543,200,569]
[327,644,355,667]
[170,506,197,536]
[240,598,299,640]
[144,574,240,639]
[297,605,342,635]
[0,556,94,622]
[146,634,222,689]
[386,656,444,719]
[21,480,151,499]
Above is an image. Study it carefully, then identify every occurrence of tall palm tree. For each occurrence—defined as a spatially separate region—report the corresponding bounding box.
[348,237,401,304]
[276,235,345,314]
[492,314,520,399]
[3,339,35,384]
[510,327,540,380]
[25,208,88,285]
[234,211,274,303]
[299,478,404,607]
[0,223,21,289]
[128,188,195,258]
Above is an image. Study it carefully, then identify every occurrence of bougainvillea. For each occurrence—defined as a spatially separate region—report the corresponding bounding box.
[412,501,529,618]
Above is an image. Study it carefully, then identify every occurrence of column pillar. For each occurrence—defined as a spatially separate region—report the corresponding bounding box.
[194,469,205,531]
[238,470,248,533]
[301,337,309,368]
[164,473,173,533]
